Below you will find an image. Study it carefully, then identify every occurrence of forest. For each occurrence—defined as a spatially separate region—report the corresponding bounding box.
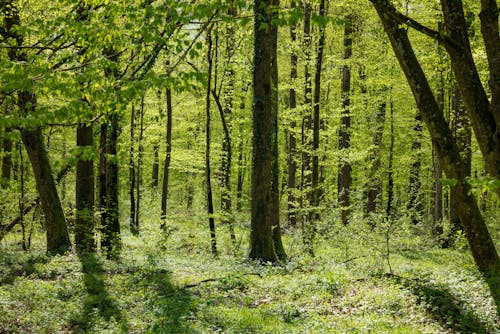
[0,0,499,332]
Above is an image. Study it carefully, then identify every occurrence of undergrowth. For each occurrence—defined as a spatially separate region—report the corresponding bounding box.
[0,207,498,333]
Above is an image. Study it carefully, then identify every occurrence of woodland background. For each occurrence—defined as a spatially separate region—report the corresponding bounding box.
[0,0,499,332]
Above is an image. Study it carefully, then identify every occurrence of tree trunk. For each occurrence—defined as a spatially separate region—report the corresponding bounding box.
[386,96,395,218]
[249,0,280,262]
[338,15,353,225]
[151,145,159,188]
[205,27,217,256]
[447,84,471,245]
[371,0,500,312]
[270,12,286,261]
[287,0,298,227]
[310,0,326,227]
[129,104,137,233]
[135,94,145,229]
[75,123,95,254]
[101,110,120,255]
[21,124,71,253]
[407,113,423,225]
[366,101,386,217]
[1,127,13,183]
[161,86,173,226]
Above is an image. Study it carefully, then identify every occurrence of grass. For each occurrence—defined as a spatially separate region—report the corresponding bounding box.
[0,207,499,333]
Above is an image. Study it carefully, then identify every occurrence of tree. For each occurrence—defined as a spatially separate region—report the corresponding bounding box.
[1,0,71,254]
[370,0,500,312]
[249,0,282,262]
[337,15,354,226]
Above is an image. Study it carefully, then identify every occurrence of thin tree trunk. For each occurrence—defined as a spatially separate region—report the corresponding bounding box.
[152,145,159,188]
[129,105,137,233]
[135,94,145,228]
[270,14,286,261]
[338,15,353,226]
[386,94,395,218]
[205,27,217,255]
[19,143,26,250]
[310,0,327,228]
[407,113,423,225]
[218,12,236,247]
[301,0,313,250]
[236,90,247,213]
[161,86,173,226]
[366,101,386,217]
[1,127,13,183]
[287,0,298,227]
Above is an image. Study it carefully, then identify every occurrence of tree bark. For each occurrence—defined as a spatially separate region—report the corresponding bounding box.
[1,127,13,183]
[151,145,159,188]
[161,87,173,226]
[386,96,395,218]
[407,113,423,225]
[338,15,353,225]
[447,84,471,245]
[287,0,298,227]
[205,27,217,255]
[129,104,137,233]
[249,0,280,262]
[310,0,326,226]
[270,11,286,261]
[75,123,95,254]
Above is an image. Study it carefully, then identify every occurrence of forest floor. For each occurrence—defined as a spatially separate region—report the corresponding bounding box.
[0,207,499,333]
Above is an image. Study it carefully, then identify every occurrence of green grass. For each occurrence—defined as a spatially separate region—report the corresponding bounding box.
[0,209,498,333]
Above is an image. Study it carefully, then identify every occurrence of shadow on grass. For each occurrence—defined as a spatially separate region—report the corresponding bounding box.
[70,253,129,333]
[132,268,198,333]
[0,251,48,285]
[392,276,492,334]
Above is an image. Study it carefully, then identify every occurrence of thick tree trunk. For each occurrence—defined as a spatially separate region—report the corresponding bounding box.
[101,111,120,255]
[249,0,280,262]
[75,123,95,254]
[441,0,500,199]
[21,124,71,253]
[371,1,500,312]
[447,85,471,245]
[338,15,353,225]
